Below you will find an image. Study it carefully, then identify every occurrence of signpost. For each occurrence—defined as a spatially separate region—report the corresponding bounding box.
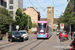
[60,23,64,31]
[60,23,64,29]
[16,25,19,31]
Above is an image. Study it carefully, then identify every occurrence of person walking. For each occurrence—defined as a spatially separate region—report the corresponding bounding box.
[73,31,75,40]
[0,31,3,40]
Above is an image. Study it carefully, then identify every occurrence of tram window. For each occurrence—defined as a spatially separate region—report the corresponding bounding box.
[38,23,46,33]
[46,26,48,33]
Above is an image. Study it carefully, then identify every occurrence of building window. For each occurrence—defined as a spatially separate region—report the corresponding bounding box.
[10,11,13,15]
[9,6,13,9]
[9,0,13,4]
[49,12,51,14]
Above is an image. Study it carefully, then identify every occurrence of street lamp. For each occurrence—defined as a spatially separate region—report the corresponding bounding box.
[16,25,19,31]
[28,15,29,33]
[9,23,11,32]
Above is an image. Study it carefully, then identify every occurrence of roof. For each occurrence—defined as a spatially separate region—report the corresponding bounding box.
[40,18,47,21]
[24,7,40,15]
[48,5,53,7]
[40,18,59,24]
[30,7,40,15]
[54,18,59,24]
[23,8,26,12]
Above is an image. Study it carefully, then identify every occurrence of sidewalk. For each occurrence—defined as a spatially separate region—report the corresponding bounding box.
[59,39,73,50]
[3,35,8,40]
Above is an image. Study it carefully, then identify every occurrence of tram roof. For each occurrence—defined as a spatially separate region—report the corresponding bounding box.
[37,21,48,23]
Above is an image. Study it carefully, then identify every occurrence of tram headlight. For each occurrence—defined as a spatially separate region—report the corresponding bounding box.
[41,22,44,25]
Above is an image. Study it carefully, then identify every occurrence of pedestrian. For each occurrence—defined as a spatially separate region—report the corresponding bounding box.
[73,31,75,40]
[0,31,3,40]
[6,32,8,37]
[70,35,75,50]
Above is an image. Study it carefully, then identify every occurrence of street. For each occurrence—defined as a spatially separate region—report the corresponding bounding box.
[0,32,71,50]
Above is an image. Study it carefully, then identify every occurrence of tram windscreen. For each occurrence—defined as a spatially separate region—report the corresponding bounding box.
[38,23,46,33]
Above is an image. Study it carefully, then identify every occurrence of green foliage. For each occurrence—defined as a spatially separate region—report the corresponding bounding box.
[19,13,28,30]
[8,31,11,34]
[57,1,75,29]
[24,15,32,30]
[16,8,22,18]
[0,7,13,34]
[15,8,32,30]
[15,16,20,25]
[32,22,37,28]
[29,15,32,28]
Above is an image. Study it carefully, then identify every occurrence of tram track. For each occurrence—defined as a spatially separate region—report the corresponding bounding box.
[0,42,12,46]
[0,36,36,49]
[0,42,19,49]
[18,40,38,50]
[18,39,44,50]
[30,40,44,50]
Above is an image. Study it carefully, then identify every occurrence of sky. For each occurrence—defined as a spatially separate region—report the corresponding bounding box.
[23,0,68,18]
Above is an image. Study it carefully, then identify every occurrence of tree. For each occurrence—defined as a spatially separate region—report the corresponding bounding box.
[57,1,75,30]
[0,7,13,34]
[15,16,21,25]
[19,13,28,30]
[32,22,37,28]
[15,8,32,30]
[16,8,22,18]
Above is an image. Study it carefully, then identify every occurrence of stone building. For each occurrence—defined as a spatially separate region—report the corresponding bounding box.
[6,0,23,20]
[23,7,40,31]
[40,5,58,31]
[47,5,54,31]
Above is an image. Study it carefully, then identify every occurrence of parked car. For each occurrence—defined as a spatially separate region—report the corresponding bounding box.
[0,34,3,40]
[8,31,24,42]
[19,30,28,40]
[59,31,68,40]
[34,31,37,34]
[57,31,60,35]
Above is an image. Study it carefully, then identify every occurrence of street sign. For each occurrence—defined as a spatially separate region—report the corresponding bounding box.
[16,25,19,30]
[60,23,64,29]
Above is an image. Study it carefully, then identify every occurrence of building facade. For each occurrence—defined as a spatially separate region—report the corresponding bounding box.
[23,7,40,31]
[6,0,23,31]
[53,18,59,31]
[6,0,23,20]
[23,7,40,24]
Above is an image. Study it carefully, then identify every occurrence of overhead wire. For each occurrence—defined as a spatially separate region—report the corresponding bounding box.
[35,0,43,9]
[52,0,54,7]
[28,0,37,9]
[16,0,67,18]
